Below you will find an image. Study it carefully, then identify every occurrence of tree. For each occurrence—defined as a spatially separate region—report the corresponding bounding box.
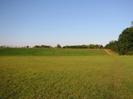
[34,45,52,48]
[105,40,118,52]
[131,21,133,27]
[56,44,62,48]
[118,27,133,55]
[26,46,29,48]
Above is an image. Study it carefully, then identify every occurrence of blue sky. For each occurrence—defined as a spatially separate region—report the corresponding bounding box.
[0,0,133,46]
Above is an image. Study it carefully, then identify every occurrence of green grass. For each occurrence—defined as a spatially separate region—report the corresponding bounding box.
[0,56,133,99]
[0,48,107,56]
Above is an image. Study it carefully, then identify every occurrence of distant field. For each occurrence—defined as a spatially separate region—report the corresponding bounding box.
[0,56,133,99]
[0,48,107,56]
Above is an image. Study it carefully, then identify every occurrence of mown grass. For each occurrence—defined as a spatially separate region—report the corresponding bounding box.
[0,48,107,56]
[0,56,133,99]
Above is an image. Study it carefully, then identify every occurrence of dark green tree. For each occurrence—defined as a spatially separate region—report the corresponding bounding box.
[118,27,133,55]
[56,44,62,48]
[105,40,118,52]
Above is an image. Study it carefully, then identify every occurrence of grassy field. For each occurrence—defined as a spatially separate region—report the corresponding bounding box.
[0,48,107,56]
[0,49,133,99]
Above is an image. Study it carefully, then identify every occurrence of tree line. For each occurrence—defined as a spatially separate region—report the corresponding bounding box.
[34,44,103,49]
[0,44,103,49]
[63,44,103,49]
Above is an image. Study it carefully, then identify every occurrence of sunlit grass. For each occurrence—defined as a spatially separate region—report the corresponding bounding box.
[0,56,133,99]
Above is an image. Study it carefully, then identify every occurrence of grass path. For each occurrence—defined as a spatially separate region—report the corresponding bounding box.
[103,49,130,98]
[110,56,127,98]
[105,51,133,98]
[104,49,117,56]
